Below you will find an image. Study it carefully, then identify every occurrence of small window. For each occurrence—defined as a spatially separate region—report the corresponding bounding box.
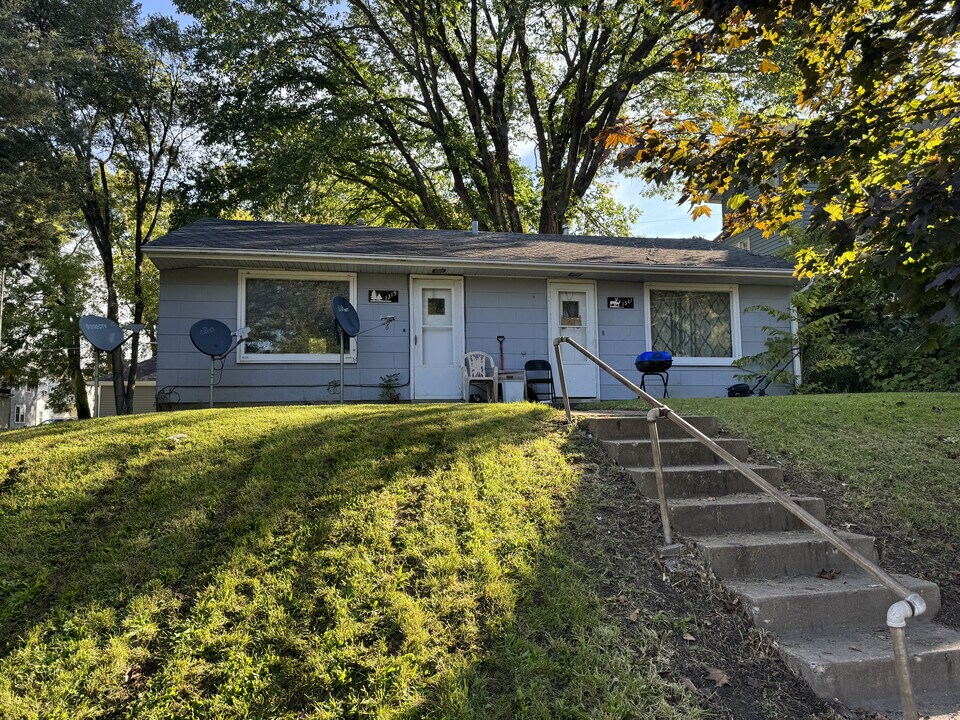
[14,405,25,424]
[646,285,740,362]
[239,271,357,363]
[427,298,446,315]
[559,291,585,327]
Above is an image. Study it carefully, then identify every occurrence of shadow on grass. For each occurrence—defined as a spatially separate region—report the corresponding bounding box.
[0,406,535,650]
[0,406,832,719]
[420,430,834,720]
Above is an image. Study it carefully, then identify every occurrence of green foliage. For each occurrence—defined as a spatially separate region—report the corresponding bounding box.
[378,373,402,403]
[0,242,95,416]
[175,0,783,233]
[739,274,960,394]
[3,1,197,413]
[0,405,705,718]
[606,0,960,326]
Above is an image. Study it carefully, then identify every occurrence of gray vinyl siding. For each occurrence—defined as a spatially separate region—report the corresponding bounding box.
[155,266,794,404]
[156,268,411,406]
[464,277,549,369]
[597,280,646,400]
[595,282,794,400]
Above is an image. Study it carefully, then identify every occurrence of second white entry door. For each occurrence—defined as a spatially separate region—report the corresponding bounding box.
[411,277,465,400]
[547,280,599,398]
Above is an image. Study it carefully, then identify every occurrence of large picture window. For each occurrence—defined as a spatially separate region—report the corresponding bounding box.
[645,284,741,364]
[238,271,357,363]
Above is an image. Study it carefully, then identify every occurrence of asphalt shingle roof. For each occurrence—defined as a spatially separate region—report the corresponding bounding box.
[146,219,795,272]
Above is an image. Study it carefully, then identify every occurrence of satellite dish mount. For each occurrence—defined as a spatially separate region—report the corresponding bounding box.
[331,296,360,404]
[78,315,145,418]
[189,319,250,408]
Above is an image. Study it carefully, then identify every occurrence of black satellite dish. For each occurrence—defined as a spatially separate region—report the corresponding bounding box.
[332,296,360,338]
[190,319,234,357]
[79,315,125,353]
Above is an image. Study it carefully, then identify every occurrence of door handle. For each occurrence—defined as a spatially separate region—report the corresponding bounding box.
[414,334,418,346]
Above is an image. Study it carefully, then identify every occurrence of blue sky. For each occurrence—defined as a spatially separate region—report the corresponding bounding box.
[139,0,721,238]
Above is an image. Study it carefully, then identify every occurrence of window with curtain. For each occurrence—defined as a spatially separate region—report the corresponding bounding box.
[240,273,354,361]
[649,289,734,358]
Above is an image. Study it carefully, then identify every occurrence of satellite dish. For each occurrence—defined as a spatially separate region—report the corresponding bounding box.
[332,296,360,338]
[190,319,234,357]
[79,315,125,352]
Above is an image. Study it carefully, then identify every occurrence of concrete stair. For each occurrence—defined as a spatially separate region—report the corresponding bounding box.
[696,530,879,579]
[582,413,960,717]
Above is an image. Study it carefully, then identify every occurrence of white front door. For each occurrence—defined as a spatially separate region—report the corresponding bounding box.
[411,276,465,400]
[548,280,599,398]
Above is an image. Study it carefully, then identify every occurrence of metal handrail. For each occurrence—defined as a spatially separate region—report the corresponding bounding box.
[552,335,924,720]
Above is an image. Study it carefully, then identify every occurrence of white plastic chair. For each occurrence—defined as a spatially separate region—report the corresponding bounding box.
[462,351,498,402]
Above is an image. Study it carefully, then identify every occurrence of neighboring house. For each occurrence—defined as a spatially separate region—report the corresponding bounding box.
[1,379,74,429]
[143,219,797,405]
[89,357,158,416]
[717,184,816,255]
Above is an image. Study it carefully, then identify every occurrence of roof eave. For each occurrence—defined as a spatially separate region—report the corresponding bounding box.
[143,245,796,280]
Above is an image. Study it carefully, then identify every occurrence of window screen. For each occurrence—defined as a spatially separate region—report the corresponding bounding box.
[649,290,733,358]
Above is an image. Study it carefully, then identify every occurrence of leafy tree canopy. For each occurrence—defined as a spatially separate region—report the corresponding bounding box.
[2,0,195,413]
[605,0,960,336]
[176,0,792,233]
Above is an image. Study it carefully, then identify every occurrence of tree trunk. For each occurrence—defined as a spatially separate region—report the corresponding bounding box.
[69,343,91,419]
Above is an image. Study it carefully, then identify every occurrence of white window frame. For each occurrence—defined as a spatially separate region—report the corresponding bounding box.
[643,282,742,366]
[237,269,358,364]
[13,405,25,424]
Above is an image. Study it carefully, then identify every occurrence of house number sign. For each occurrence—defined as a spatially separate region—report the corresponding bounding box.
[368,290,399,303]
[607,297,634,309]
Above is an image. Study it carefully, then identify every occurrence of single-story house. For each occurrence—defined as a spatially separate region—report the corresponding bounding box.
[143,219,798,406]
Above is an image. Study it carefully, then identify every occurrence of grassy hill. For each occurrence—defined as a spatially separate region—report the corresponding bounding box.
[0,405,712,720]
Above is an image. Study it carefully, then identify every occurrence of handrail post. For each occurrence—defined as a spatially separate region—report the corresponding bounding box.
[646,407,679,555]
[890,626,918,720]
[888,594,925,720]
[553,337,572,423]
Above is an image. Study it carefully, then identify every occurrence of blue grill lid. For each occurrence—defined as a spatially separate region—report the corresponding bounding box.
[636,351,672,363]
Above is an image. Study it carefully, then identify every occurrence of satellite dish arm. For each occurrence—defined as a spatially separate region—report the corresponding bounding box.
[219,327,251,359]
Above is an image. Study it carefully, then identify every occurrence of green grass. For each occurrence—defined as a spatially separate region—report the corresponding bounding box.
[0,405,703,719]
[585,393,960,625]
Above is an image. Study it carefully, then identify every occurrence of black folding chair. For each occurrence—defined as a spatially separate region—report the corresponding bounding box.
[524,359,556,404]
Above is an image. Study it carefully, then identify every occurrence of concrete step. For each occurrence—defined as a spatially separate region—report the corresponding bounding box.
[600,437,748,467]
[726,572,941,634]
[778,622,960,715]
[627,463,783,499]
[695,530,878,579]
[582,414,719,441]
[669,494,825,535]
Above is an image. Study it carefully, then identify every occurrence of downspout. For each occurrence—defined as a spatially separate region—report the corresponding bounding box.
[789,305,802,389]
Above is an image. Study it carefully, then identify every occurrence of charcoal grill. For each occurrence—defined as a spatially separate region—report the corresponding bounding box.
[635,351,672,397]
